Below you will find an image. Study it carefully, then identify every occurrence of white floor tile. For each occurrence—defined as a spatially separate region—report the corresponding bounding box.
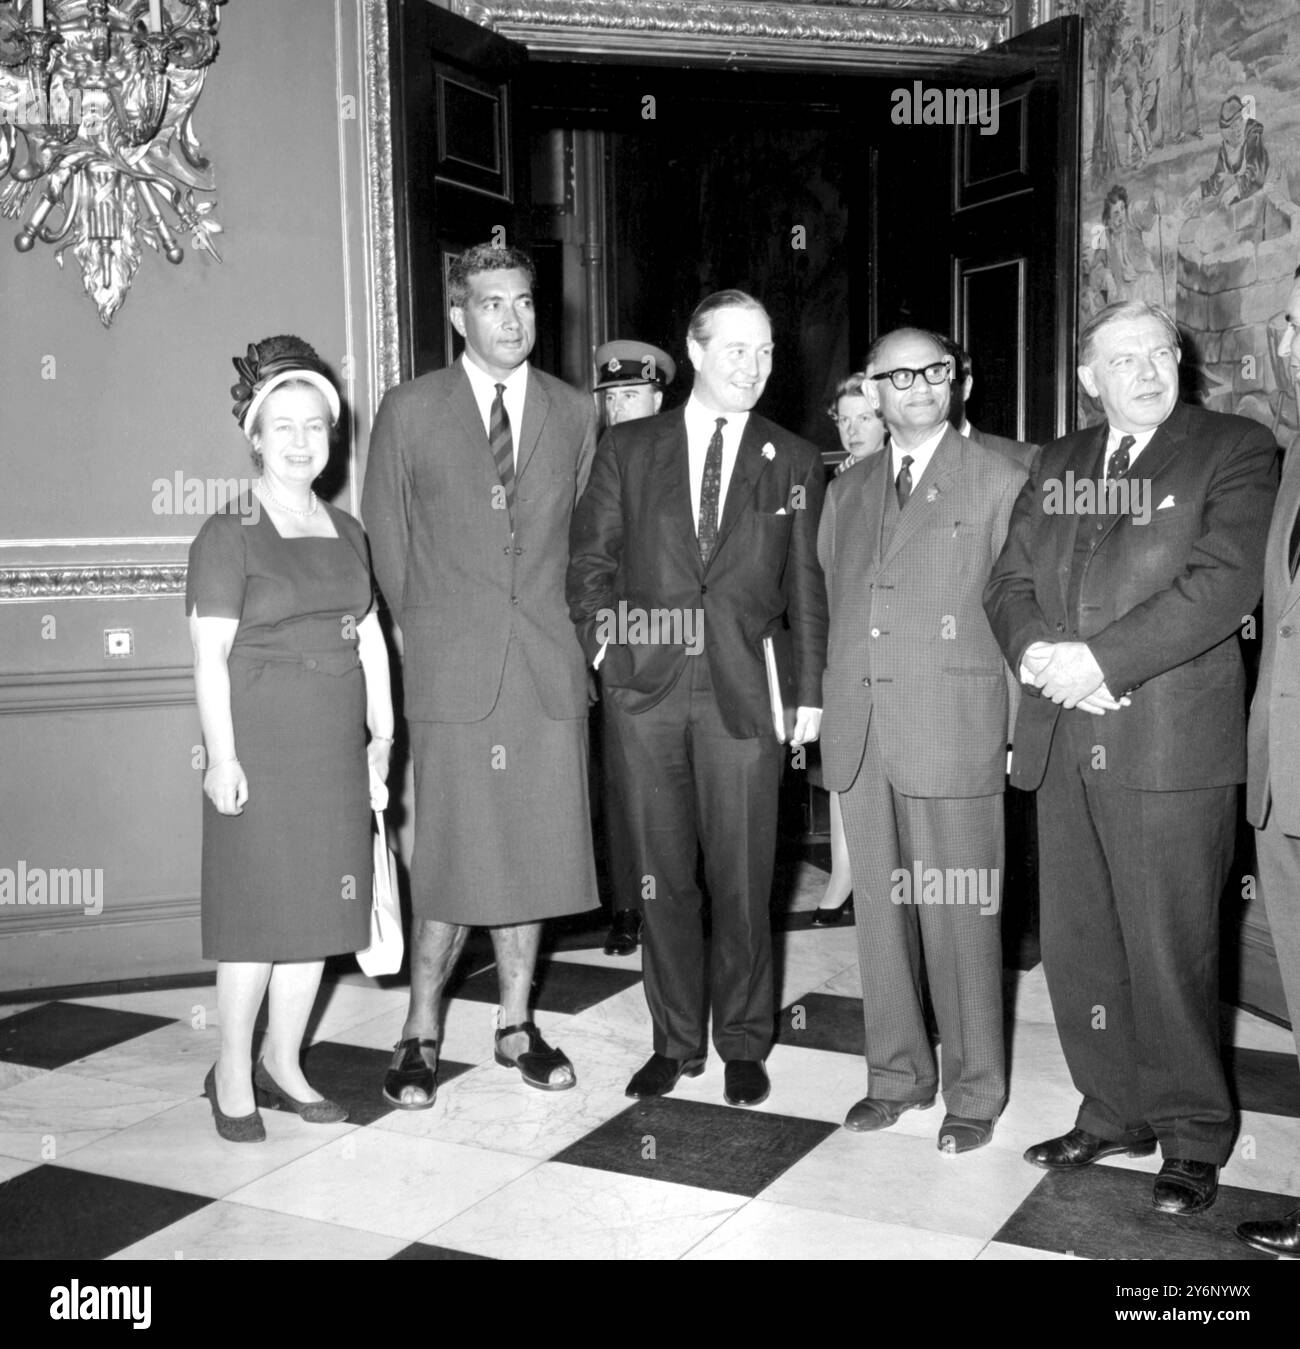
[57,1097,348,1197]
[226,1130,537,1239]
[425,1160,743,1259]
[761,1126,1043,1242]
[977,1240,1086,1260]
[0,1072,185,1162]
[684,1197,986,1260]
[111,1201,407,1261]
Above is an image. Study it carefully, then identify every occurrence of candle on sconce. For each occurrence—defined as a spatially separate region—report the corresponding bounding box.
[31,0,45,30]
[149,0,163,32]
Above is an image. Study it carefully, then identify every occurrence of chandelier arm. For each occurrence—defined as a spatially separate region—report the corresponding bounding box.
[38,162,83,245]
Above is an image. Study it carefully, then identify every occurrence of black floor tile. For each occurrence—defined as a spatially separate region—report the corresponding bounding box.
[994,1165,1290,1261]
[774,991,864,1056]
[0,1002,175,1070]
[781,908,855,932]
[553,1096,837,1197]
[452,958,642,1014]
[1225,1046,1300,1119]
[299,1041,475,1126]
[0,1166,210,1260]
[391,1241,494,1260]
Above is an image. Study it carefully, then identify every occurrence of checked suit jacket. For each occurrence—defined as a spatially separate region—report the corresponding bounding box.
[818,426,1027,797]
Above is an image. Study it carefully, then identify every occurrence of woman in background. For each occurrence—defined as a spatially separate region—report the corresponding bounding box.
[188,335,393,1141]
[812,373,885,926]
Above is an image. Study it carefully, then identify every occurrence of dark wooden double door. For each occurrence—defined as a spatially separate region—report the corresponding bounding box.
[388,0,1084,447]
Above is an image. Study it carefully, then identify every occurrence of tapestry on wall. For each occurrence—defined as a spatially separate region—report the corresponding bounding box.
[1079,0,1300,441]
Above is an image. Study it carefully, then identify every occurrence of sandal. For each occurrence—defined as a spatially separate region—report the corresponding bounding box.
[382,1037,439,1110]
[494,1020,576,1091]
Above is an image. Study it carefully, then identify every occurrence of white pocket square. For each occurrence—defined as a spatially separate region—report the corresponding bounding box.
[1157,495,1175,509]
[774,507,789,516]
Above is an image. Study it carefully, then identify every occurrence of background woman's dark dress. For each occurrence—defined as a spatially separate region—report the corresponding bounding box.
[186,500,374,961]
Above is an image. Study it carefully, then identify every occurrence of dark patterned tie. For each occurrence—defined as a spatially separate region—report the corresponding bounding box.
[490,382,515,527]
[698,417,725,564]
[1107,433,1135,481]
[895,454,914,509]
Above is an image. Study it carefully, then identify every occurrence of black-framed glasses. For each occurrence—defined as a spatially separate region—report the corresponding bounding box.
[869,360,953,391]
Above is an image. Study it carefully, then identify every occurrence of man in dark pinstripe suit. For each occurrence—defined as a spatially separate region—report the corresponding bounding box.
[818,327,1027,1153]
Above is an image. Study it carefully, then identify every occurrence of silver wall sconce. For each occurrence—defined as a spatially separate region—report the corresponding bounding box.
[0,0,226,326]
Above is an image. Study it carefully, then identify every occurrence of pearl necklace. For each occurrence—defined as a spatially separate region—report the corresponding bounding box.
[257,480,318,517]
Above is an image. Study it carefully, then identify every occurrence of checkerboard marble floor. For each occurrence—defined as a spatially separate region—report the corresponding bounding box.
[2,861,1297,1262]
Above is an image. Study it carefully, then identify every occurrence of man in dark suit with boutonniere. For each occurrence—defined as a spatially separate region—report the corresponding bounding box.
[567,289,827,1107]
[363,243,599,1110]
[984,299,1278,1217]
[819,326,1027,1155]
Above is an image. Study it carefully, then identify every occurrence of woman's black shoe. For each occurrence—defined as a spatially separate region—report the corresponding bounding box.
[811,895,853,926]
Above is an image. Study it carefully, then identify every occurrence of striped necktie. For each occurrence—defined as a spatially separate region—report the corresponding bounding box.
[490,382,515,527]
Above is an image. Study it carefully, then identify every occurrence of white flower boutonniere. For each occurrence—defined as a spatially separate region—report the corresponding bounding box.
[761,443,776,461]
[925,487,939,503]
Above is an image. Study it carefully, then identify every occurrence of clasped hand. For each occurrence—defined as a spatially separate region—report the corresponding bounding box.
[1023,641,1131,716]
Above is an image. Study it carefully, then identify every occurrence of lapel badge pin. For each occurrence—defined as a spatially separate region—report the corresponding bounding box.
[925,487,938,503]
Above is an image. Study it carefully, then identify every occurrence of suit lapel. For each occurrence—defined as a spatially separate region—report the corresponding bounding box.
[515,369,550,482]
[881,426,964,567]
[1056,426,1107,617]
[867,450,893,569]
[710,417,773,568]
[1092,407,1185,551]
[655,410,699,566]
[449,363,489,459]
[1275,449,1300,618]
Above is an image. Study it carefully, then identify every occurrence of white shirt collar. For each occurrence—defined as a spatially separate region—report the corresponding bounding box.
[1105,423,1159,470]
[891,421,949,486]
[684,393,749,443]
[460,353,529,439]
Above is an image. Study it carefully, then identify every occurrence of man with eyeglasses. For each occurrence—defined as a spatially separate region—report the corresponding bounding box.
[818,326,1027,1153]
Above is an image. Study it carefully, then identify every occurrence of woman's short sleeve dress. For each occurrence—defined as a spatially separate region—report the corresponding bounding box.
[186,501,375,962]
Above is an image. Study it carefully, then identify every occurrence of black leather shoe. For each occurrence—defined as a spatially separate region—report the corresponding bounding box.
[626,1052,705,1098]
[811,896,853,927]
[1236,1206,1300,1257]
[724,1059,770,1106]
[1024,1126,1157,1170]
[1152,1159,1219,1215]
[843,1095,935,1132]
[604,910,642,956]
[938,1114,995,1154]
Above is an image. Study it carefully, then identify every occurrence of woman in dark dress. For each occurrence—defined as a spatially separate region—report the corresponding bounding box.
[187,336,394,1142]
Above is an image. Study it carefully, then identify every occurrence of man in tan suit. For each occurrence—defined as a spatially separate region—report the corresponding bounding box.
[363,243,598,1109]
[1240,267,1300,1255]
[818,327,1027,1153]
